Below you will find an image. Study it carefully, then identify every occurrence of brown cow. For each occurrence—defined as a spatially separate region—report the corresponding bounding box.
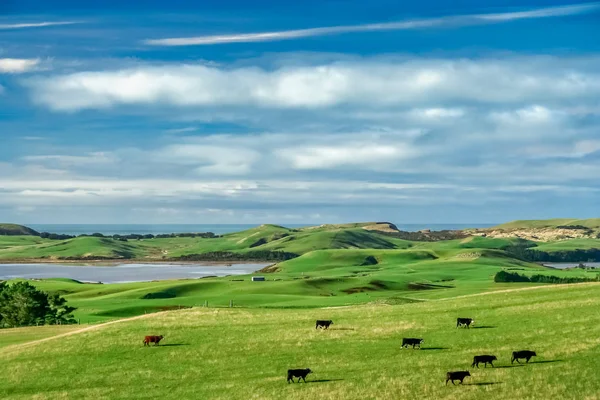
[143,335,164,346]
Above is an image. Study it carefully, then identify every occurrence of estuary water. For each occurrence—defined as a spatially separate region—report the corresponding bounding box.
[543,262,600,270]
[0,263,268,283]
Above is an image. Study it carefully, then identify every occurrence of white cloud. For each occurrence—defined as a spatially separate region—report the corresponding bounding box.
[0,21,79,30]
[522,140,600,159]
[144,3,599,46]
[409,108,465,119]
[277,143,414,170]
[157,144,261,175]
[0,58,39,73]
[490,105,555,125]
[22,152,117,166]
[25,57,600,111]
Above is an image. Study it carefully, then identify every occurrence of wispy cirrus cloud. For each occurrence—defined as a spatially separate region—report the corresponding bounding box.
[0,21,79,30]
[144,3,599,46]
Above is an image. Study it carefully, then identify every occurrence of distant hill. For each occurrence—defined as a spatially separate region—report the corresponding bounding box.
[0,224,39,236]
[465,218,600,241]
[493,219,600,230]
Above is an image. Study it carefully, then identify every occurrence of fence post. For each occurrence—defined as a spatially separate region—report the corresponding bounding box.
[229,300,233,308]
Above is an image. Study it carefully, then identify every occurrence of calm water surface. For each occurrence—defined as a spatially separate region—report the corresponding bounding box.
[0,263,268,283]
[543,262,600,270]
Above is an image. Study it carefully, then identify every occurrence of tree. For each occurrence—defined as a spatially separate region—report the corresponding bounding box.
[0,282,77,328]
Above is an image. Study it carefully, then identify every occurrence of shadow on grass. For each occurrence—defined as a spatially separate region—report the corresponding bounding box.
[472,326,496,329]
[420,347,449,351]
[159,344,188,347]
[307,379,345,383]
[466,382,503,386]
[531,360,563,364]
[331,328,355,331]
[496,365,525,369]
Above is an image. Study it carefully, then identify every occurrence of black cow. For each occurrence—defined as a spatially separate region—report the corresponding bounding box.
[316,320,333,329]
[446,371,471,385]
[456,318,474,328]
[401,338,424,349]
[511,350,537,364]
[287,368,312,383]
[471,355,497,368]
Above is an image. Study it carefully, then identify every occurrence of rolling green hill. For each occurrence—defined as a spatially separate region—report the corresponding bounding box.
[0,220,598,261]
[0,224,39,236]
[2,283,599,399]
[7,246,597,324]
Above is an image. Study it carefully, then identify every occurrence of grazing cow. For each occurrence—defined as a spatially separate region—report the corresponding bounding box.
[401,338,424,349]
[143,335,164,346]
[456,318,474,328]
[316,320,333,329]
[446,371,471,385]
[511,350,537,364]
[472,355,497,368]
[287,368,312,383]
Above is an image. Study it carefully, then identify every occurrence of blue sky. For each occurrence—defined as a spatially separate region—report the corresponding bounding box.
[0,1,599,225]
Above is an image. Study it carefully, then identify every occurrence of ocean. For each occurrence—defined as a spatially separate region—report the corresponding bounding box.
[27,223,495,236]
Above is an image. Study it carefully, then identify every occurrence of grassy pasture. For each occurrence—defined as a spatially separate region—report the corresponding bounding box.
[4,246,599,324]
[2,249,533,322]
[0,325,81,349]
[1,283,599,399]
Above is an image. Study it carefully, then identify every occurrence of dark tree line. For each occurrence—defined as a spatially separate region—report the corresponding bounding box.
[494,270,599,284]
[176,251,299,262]
[505,244,600,263]
[0,282,77,328]
[39,232,219,241]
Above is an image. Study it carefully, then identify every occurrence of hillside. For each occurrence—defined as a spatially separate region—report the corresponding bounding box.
[493,219,600,230]
[0,224,39,236]
[0,223,410,261]
[12,244,599,323]
[2,283,599,399]
[0,220,598,261]
[466,218,600,242]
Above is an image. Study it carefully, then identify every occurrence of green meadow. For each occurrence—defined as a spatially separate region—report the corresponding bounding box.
[1,221,599,324]
[2,283,600,400]
[1,220,600,398]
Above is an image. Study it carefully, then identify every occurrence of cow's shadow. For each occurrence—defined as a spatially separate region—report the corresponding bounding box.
[472,326,496,329]
[531,360,563,364]
[496,365,524,369]
[420,347,449,351]
[159,344,188,347]
[330,328,355,331]
[307,379,345,383]
[466,382,503,386]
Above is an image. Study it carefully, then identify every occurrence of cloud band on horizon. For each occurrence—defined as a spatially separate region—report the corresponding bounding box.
[143,3,599,46]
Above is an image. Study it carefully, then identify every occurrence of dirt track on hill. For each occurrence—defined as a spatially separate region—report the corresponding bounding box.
[0,310,174,355]
[434,281,600,301]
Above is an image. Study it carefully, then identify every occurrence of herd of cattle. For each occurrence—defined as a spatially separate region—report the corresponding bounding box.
[143,316,539,386]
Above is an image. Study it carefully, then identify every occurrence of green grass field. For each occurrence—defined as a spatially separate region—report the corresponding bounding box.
[0,249,561,323]
[2,221,600,398]
[2,283,599,399]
